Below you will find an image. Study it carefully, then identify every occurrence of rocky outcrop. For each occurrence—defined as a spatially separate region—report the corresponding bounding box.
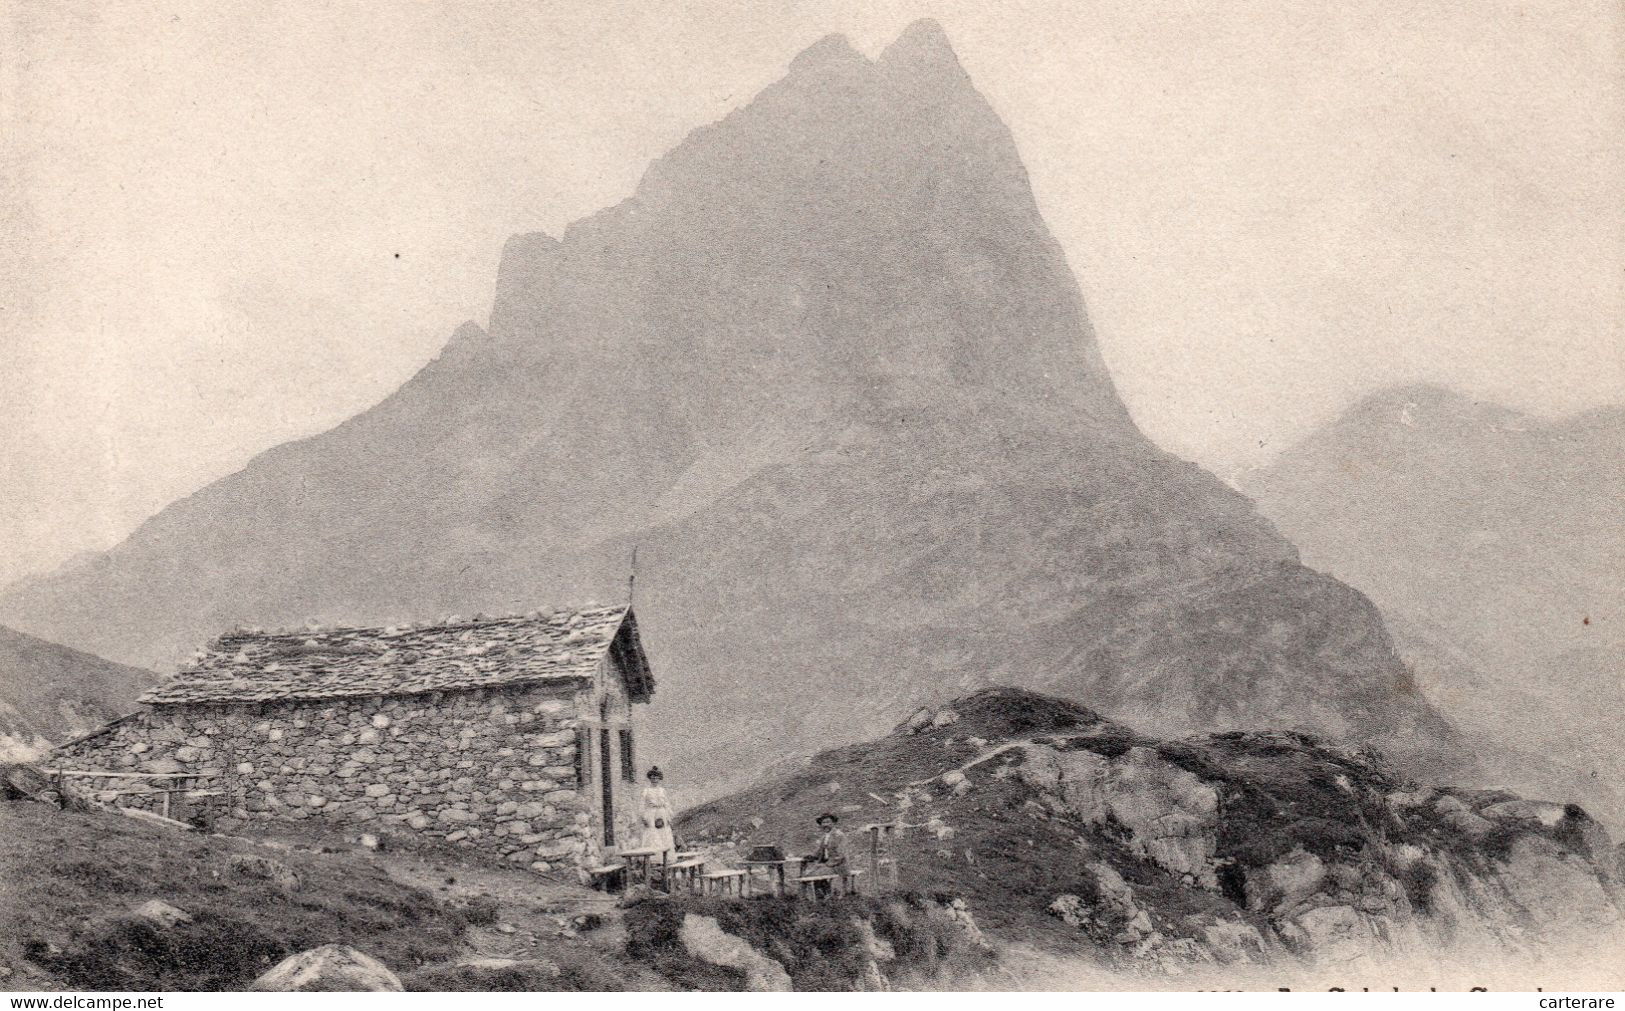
[250,945,403,992]
[683,688,1624,979]
[1020,744,1219,888]
[1022,733,1625,973]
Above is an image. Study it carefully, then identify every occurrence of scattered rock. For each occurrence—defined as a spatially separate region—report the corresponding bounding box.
[131,899,192,928]
[1088,861,1139,922]
[1048,894,1088,928]
[250,945,402,992]
[1199,917,1266,965]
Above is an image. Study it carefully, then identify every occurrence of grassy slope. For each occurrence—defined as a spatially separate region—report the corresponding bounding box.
[0,801,987,992]
[0,803,466,990]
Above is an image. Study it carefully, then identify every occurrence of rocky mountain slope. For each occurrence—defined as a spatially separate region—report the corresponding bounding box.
[681,687,1625,986]
[0,625,150,761]
[1240,386,1624,826]
[0,22,1452,793]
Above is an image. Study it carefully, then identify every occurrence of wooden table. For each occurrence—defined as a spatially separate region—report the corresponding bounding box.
[616,846,665,887]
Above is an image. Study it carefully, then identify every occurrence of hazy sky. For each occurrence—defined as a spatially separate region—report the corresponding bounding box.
[3,0,1620,587]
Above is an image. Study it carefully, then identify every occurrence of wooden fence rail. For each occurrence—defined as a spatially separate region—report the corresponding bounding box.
[53,767,223,820]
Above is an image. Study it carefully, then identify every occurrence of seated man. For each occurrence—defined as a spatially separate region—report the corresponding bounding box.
[801,812,848,896]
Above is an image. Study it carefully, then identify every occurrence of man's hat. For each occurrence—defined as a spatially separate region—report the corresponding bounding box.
[815,812,839,825]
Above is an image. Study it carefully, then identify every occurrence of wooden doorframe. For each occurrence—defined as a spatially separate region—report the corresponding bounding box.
[599,725,614,846]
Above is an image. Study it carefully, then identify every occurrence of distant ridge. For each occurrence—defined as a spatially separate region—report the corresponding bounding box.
[0,624,151,760]
[1243,384,1625,825]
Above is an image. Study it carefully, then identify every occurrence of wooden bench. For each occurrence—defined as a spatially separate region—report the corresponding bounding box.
[662,856,707,893]
[586,863,626,893]
[699,868,750,897]
[795,868,865,898]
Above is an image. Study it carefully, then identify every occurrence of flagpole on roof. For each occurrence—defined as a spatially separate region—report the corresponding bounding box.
[628,544,638,609]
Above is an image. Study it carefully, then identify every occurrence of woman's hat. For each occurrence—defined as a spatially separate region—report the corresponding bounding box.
[646,766,663,780]
[815,812,839,826]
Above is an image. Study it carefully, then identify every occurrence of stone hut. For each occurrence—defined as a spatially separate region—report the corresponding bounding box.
[52,604,655,872]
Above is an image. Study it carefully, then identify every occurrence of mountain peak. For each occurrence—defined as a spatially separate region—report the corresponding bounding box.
[884,18,955,58]
[0,22,1453,810]
[879,18,965,76]
[1346,383,1526,434]
[788,33,866,74]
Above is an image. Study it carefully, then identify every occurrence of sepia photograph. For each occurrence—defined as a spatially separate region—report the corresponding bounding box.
[1,0,1620,997]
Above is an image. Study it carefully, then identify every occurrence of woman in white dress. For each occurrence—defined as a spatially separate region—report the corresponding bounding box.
[640,766,676,860]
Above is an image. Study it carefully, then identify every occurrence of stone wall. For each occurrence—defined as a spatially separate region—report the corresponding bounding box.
[52,682,600,871]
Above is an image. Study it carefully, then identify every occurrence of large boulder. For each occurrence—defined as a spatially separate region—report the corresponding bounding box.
[1197,917,1267,965]
[250,945,402,992]
[1497,836,1622,937]
[679,913,792,992]
[1247,849,1327,914]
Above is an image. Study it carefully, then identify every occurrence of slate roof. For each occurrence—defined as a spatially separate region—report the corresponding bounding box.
[139,605,654,705]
